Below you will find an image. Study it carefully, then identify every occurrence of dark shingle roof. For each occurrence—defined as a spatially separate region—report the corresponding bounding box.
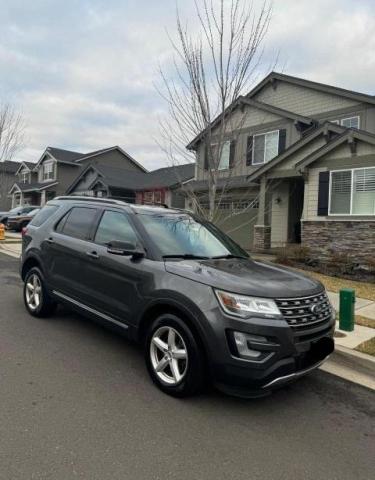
[93,163,195,190]
[46,147,84,163]
[12,181,58,192]
[1,160,35,173]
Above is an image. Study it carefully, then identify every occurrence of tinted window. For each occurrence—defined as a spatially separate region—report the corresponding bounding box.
[95,211,138,246]
[30,205,59,227]
[60,207,97,240]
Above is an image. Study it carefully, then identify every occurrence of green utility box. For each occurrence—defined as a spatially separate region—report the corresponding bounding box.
[339,288,355,332]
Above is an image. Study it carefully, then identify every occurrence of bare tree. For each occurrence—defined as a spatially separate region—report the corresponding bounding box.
[158,0,274,222]
[0,103,25,209]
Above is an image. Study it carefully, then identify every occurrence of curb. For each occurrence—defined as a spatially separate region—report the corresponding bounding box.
[334,344,375,370]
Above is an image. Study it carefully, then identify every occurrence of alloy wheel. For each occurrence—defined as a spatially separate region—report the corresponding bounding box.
[150,326,188,385]
[25,274,42,311]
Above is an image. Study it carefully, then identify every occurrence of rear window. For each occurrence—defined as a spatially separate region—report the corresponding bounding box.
[29,205,59,227]
[57,207,98,240]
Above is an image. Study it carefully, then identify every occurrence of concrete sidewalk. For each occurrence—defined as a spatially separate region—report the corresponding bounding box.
[0,241,21,258]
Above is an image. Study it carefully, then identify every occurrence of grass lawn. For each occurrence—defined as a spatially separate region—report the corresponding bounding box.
[355,315,375,329]
[282,266,375,302]
[355,337,375,357]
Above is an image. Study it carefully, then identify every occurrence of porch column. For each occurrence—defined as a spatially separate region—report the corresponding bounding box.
[253,176,271,251]
[41,190,46,206]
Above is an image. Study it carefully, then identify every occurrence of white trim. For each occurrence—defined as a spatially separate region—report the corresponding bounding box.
[341,115,360,129]
[329,166,375,216]
[252,129,280,165]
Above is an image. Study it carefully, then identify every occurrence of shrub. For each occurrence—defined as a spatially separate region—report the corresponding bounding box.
[275,245,312,265]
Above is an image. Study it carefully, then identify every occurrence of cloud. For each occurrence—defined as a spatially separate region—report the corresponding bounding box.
[0,0,374,169]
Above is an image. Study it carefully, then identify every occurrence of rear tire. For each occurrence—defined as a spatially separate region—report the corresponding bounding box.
[145,313,206,397]
[23,267,57,318]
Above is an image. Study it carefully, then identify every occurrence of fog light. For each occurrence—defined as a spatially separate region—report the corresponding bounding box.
[233,332,262,359]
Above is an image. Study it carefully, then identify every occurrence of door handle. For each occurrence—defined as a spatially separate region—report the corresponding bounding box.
[86,250,99,259]
[46,237,54,244]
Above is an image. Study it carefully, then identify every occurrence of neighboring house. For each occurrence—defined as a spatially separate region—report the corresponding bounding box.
[67,162,195,208]
[187,71,375,263]
[9,146,146,207]
[0,161,35,211]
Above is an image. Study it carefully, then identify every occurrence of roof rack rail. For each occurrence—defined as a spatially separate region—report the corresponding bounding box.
[142,202,169,209]
[54,196,129,206]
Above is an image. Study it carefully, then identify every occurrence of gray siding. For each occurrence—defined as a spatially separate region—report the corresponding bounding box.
[254,81,358,116]
[78,149,144,171]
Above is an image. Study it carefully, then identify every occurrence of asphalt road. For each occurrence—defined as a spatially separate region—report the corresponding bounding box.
[0,254,374,480]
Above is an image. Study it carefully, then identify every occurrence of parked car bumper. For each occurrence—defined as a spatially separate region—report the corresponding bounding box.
[202,305,335,397]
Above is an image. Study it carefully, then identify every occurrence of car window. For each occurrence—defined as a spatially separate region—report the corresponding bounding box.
[59,207,98,240]
[29,205,59,227]
[94,210,138,246]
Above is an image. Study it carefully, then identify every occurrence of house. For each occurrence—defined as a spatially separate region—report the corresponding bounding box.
[9,146,146,207]
[66,162,195,208]
[187,72,375,264]
[0,160,35,211]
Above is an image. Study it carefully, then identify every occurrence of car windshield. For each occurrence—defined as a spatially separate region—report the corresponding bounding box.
[137,213,248,259]
[9,207,23,214]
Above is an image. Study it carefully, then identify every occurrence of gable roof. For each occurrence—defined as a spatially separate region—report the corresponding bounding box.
[1,160,35,174]
[295,128,375,170]
[9,180,58,194]
[186,97,314,150]
[246,121,345,182]
[74,146,148,173]
[247,71,375,106]
[47,147,84,163]
[67,163,195,194]
[14,161,38,175]
[187,71,375,151]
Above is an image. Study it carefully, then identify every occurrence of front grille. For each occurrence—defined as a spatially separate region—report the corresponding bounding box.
[275,291,332,328]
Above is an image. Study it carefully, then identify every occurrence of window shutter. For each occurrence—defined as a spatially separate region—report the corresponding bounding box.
[204,145,209,170]
[317,171,330,216]
[246,136,253,165]
[229,140,236,169]
[278,129,286,154]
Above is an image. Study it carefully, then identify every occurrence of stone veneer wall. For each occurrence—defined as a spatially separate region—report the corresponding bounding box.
[253,225,271,252]
[301,221,375,265]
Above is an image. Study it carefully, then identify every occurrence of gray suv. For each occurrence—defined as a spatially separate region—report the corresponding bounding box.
[20,197,335,397]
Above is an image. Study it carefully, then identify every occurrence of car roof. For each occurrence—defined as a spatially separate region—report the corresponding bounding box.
[52,196,190,215]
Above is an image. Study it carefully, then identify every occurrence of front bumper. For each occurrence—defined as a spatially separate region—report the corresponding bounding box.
[202,305,335,397]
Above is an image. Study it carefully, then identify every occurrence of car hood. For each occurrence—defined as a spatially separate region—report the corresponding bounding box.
[164,258,323,298]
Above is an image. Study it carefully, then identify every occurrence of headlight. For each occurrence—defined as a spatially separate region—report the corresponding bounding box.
[214,289,281,318]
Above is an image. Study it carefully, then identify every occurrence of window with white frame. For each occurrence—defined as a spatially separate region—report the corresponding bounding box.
[332,116,360,129]
[20,170,29,183]
[252,130,279,165]
[43,161,55,181]
[329,167,375,215]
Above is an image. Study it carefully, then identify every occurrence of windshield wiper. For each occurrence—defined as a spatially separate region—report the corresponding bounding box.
[162,254,210,260]
[211,254,248,259]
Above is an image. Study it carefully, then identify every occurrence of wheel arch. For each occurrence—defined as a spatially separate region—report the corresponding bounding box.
[21,255,43,281]
[137,299,210,364]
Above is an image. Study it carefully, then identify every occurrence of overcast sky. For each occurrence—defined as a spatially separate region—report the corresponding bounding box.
[1,0,374,169]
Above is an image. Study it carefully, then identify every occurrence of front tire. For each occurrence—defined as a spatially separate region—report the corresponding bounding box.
[145,314,206,397]
[23,267,57,317]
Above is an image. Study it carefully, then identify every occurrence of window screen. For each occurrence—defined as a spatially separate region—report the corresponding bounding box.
[352,168,375,215]
[330,171,352,214]
[252,131,279,164]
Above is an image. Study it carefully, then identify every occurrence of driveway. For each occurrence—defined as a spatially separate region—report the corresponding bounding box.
[0,254,374,480]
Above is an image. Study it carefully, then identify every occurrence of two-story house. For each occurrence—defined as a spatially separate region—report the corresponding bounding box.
[0,160,35,211]
[187,72,375,265]
[9,146,147,207]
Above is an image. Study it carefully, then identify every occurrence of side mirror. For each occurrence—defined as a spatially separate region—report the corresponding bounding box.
[107,240,144,259]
